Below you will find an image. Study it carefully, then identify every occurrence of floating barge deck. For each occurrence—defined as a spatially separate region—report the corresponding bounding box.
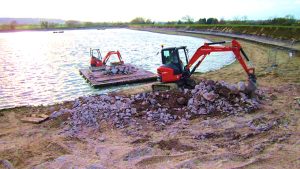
[79,64,157,88]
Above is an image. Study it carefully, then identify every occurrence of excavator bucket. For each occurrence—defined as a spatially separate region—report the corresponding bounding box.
[247,80,257,93]
[246,74,257,96]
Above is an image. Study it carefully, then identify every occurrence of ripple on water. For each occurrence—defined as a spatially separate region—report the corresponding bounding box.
[0,29,235,109]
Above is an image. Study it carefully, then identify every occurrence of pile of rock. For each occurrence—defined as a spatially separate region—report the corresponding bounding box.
[51,79,262,135]
[103,65,137,75]
[57,95,137,135]
[187,80,261,117]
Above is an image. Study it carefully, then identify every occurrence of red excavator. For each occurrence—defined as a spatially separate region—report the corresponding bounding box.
[90,48,124,67]
[156,40,257,91]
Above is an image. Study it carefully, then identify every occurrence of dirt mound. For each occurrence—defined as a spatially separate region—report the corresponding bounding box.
[50,79,263,136]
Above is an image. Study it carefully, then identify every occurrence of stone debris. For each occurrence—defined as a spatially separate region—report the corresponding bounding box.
[34,155,106,169]
[0,159,14,169]
[123,147,152,161]
[52,79,263,135]
[103,65,137,75]
[248,116,279,132]
[187,80,261,117]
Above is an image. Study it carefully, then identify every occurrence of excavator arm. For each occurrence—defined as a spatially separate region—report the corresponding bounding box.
[182,40,256,90]
[186,40,254,76]
[102,51,124,65]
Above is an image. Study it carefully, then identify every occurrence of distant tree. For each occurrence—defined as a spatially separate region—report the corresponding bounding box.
[271,15,296,25]
[65,20,81,27]
[198,18,206,24]
[206,18,218,24]
[177,20,183,24]
[40,21,49,29]
[166,21,177,24]
[84,22,95,27]
[232,16,241,24]
[130,17,146,24]
[145,19,153,24]
[181,15,194,24]
[10,20,17,30]
[242,16,248,22]
[0,24,10,30]
[219,17,226,24]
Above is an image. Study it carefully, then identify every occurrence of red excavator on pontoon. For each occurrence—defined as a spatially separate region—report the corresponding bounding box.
[155,40,257,92]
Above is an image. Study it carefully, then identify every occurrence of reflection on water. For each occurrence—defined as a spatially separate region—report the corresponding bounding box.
[0,29,235,109]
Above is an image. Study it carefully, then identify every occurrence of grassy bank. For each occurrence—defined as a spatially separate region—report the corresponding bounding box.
[131,24,300,41]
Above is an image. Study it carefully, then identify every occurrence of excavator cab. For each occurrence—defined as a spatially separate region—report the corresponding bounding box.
[90,48,104,67]
[159,47,189,82]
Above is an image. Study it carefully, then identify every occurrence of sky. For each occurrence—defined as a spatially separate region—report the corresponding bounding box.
[0,0,299,22]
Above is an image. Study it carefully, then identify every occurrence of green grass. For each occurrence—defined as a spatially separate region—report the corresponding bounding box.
[131,24,300,41]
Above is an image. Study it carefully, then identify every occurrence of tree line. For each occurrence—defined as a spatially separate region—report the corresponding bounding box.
[131,15,300,26]
[1,15,299,31]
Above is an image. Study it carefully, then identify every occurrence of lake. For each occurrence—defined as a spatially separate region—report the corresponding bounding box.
[0,28,235,109]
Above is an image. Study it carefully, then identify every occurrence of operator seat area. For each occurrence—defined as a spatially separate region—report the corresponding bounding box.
[161,48,184,75]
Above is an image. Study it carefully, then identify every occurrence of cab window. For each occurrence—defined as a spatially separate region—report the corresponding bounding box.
[162,49,179,64]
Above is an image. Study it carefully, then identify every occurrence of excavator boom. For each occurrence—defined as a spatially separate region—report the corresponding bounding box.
[186,40,255,78]
[102,51,124,65]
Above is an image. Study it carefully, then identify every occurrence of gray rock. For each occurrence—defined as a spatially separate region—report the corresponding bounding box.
[183,89,189,94]
[111,68,118,74]
[131,108,137,114]
[187,98,194,106]
[118,66,125,72]
[50,110,64,119]
[202,91,217,102]
[86,163,106,169]
[227,84,239,94]
[0,160,14,169]
[176,97,187,105]
[123,147,152,161]
[48,106,56,112]
[149,98,157,105]
[198,108,208,115]
[98,136,106,142]
[238,81,246,92]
